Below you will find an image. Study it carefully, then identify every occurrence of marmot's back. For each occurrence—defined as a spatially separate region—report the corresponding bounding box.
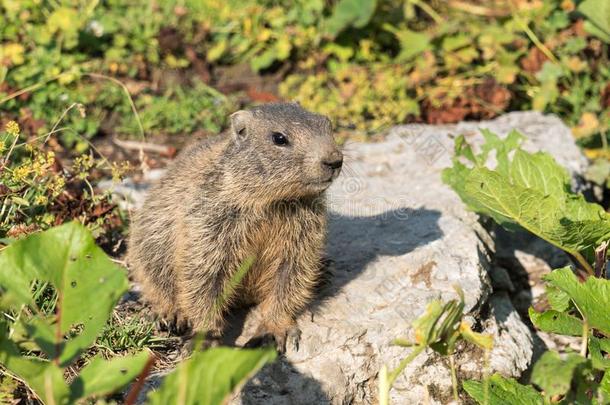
[128,134,225,319]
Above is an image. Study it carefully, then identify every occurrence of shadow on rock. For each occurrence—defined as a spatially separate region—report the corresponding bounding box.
[239,359,331,404]
[492,226,572,372]
[312,207,443,311]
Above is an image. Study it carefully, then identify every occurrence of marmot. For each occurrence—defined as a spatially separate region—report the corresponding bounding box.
[127,103,343,352]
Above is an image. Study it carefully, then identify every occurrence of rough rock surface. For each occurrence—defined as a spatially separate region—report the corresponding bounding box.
[107,112,586,404]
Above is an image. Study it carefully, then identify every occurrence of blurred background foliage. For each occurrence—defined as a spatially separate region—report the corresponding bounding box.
[0,0,609,239]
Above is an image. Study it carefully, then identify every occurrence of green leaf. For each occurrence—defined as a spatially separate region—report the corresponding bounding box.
[442,130,610,267]
[463,373,543,405]
[69,351,150,401]
[578,0,610,43]
[589,337,610,370]
[47,7,79,34]
[546,284,572,312]
[384,25,430,62]
[600,370,610,398]
[544,267,610,334]
[529,307,583,336]
[147,347,277,405]
[0,329,69,405]
[531,351,587,399]
[411,294,464,355]
[324,0,377,37]
[206,39,228,62]
[510,149,570,200]
[442,34,471,52]
[459,321,493,350]
[0,221,129,366]
[250,38,292,72]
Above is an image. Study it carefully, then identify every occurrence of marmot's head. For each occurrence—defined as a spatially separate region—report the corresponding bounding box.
[225,103,342,202]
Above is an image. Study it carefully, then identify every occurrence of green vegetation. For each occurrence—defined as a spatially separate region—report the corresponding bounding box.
[379,287,493,404]
[148,347,276,405]
[0,222,276,404]
[0,221,148,403]
[2,0,610,403]
[1,0,609,138]
[443,131,610,403]
[0,120,126,244]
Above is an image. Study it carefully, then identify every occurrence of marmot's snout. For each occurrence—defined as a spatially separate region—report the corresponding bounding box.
[321,149,343,180]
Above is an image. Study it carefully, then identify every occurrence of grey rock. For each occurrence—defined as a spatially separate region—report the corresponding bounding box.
[112,112,584,404]
[98,169,164,210]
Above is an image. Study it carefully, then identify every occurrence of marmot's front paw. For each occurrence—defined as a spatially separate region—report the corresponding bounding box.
[244,333,277,351]
[244,326,301,354]
[286,326,301,352]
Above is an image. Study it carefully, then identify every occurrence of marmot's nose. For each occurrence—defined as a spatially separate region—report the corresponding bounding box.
[322,151,343,170]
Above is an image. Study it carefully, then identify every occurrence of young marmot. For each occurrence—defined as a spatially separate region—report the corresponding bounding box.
[127,103,343,352]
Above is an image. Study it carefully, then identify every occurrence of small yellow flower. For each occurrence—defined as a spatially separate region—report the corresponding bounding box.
[111,161,131,182]
[40,213,55,225]
[50,176,66,196]
[12,165,32,182]
[5,121,20,136]
[34,195,48,205]
[0,140,5,154]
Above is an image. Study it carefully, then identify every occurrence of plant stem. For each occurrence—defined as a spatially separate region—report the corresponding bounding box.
[124,354,156,405]
[581,320,589,357]
[483,348,490,405]
[574,252,595,276]
[379,365,390,405]
[449,354,459,403]
[508,0,558,64]
[411,0,444,25]
[83,73,146,141]
[387,345,425,386]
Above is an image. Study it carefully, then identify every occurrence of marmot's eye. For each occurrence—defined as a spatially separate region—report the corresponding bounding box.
[271,132,289,146]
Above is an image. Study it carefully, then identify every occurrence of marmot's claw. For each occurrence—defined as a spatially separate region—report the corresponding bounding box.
[244,333,277,351]
[155,316,190,336]
[287,327,301,352]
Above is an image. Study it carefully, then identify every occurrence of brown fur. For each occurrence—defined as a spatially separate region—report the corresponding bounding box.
[127,103,342,351]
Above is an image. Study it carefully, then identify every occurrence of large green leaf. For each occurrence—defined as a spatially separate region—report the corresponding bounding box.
[531,351,587,399]
[544,267,610,335]
[442,130,610,269]
[463,373,543,405]
[0,330,69,405]
[528,307,583,336]
[147,347,277,405]
[324,0,377,37]
[69,351,151,401]
[383,25,430,62]
[0,221,129,367]
[578,0,610,43]
[590,337,610,370]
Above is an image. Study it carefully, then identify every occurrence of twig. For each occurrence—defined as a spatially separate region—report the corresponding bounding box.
[448,0,511,17]
[0,71,146,141]
[113,138,175,156]
[44,102,79,144]
[83,73,146,141]
[124,354,156,405]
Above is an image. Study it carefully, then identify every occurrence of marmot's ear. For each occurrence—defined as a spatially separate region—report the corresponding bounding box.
[230,110,253,140]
